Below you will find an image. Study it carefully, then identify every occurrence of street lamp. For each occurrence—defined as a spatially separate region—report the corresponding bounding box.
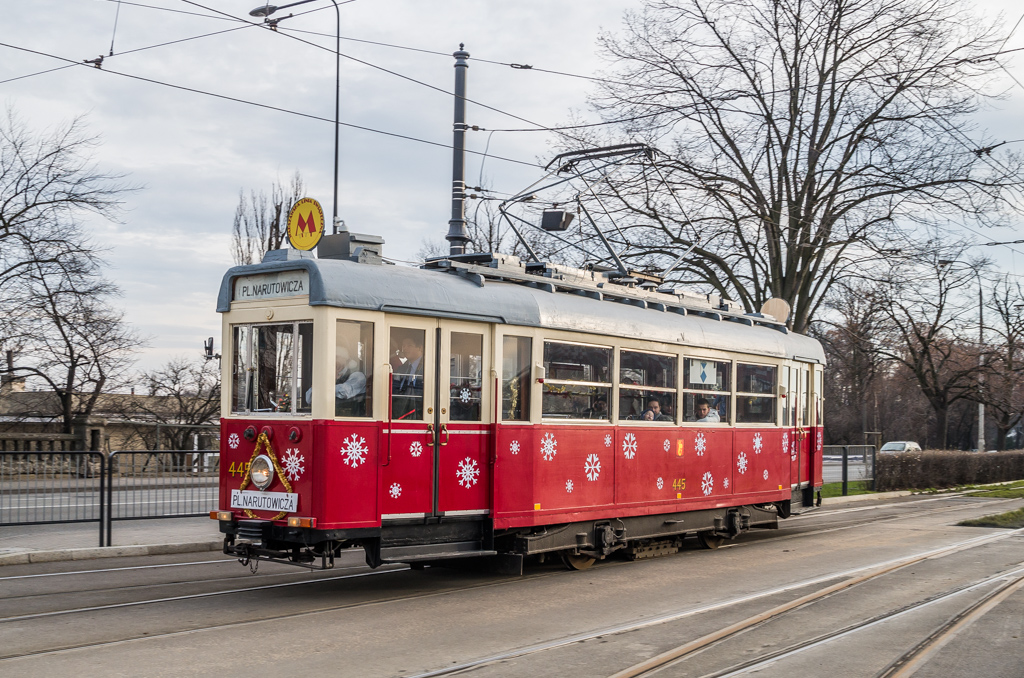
[249,0,344,246]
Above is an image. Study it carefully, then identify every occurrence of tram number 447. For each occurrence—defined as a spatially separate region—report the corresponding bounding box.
[227,462,251,478]
[672,478,686,490]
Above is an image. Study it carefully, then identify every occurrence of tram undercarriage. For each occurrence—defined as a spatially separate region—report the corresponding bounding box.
[219,500,793,574]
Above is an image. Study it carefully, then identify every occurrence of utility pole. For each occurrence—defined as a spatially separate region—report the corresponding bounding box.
[446,44,470,256]
[978,280,985,452]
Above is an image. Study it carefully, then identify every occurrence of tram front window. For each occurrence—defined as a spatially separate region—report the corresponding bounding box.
[231,321,313,415]
[328,320,373,417]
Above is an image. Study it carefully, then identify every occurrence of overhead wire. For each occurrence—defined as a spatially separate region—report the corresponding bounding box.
[0,40,542,168]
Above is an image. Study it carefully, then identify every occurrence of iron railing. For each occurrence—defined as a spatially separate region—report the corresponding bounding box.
[0,450,218,547]
[0,451,108,546]
[104,451,219,546]
[822,445,876,494]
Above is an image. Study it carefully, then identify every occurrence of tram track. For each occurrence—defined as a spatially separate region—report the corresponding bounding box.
[398,529,1022,678]
[0,495,1009,621]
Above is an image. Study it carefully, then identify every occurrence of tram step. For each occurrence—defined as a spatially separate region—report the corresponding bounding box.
[379,541,498,563]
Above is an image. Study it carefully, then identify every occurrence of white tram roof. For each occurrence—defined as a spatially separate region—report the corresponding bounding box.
[217,252,826,364]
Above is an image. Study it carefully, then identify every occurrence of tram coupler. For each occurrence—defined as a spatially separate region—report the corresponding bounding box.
[224,536,336,571]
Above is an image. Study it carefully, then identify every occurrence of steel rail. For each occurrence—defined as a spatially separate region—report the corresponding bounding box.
[879,573,1024,678]
[401,531,1019,678]
[605,531,1024,678]
[705,565,1024,678]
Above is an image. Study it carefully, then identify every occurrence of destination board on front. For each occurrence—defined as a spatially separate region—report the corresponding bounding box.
[233,270,310,302]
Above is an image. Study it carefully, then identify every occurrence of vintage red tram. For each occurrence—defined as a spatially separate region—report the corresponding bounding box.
[213,242,825,572]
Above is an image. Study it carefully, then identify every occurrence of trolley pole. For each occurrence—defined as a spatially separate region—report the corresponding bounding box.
[446,44,470,256]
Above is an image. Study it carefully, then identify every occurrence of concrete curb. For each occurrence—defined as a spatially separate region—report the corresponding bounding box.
[0,540,223,567]
[821,490,914,506]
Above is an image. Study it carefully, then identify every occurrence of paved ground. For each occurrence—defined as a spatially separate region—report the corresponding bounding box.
[0,492,1020,677]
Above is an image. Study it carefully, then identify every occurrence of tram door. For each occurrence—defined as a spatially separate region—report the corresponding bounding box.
[793,363,814,505]
[381,319,491,520]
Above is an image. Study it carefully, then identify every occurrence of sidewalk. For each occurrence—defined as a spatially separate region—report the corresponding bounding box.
[0,516,223,566]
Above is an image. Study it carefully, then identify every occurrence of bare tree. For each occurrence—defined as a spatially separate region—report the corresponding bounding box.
[231,172,304,265]
[874,253,985,448]
[578,0,1023,331]
[7,261,141,433]
[982,276,1024,450]
[115,356,221,451]
[0,108,128,293]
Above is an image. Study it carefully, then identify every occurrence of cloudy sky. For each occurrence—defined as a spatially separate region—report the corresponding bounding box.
[4,0,1024,379]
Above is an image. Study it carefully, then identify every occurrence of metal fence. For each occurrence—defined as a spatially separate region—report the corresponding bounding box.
[0,450,218,547]
[0,451,108,545]
[103,451,219,546]
[822,445,876,494]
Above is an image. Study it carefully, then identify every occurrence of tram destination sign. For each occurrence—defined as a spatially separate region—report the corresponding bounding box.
[230,489,298,513]
[234,271,310,302]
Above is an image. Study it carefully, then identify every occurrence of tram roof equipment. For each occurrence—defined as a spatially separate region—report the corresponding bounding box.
[217,249,825,364]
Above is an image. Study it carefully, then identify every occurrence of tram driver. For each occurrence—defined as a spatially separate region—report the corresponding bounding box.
[305,345,367,416]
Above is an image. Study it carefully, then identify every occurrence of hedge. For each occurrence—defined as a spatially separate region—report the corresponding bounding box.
[875,450,1024,491]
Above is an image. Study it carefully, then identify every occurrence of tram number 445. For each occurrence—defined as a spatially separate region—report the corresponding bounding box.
[672,478,686,490]
[227,462,251,478]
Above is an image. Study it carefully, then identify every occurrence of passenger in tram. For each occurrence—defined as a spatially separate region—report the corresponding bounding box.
[642,398,672,422]
[584,397,609,419]
[691,397,721,423]
[392,336,425,420]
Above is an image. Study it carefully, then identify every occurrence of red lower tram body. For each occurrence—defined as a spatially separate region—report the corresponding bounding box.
[216,418,823,570]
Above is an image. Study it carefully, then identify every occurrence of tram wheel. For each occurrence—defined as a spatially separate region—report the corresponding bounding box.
[561,552,597,570]
[697,533,725,550]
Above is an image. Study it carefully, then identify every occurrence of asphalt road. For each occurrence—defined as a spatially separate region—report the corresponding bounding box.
[1,494,1022,678]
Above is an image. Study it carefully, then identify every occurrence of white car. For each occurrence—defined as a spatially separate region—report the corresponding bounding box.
[879,441,922,454]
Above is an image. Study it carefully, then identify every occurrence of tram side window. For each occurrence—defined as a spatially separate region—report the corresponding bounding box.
[502,336,532,421]
[736,363,776,424]
[542,341,611,420]
[450,332,483,421]
[231,322,314,415]
[619,350,677,422]
[391,327,425,421]
[683,358,730,423]
[328,320,373,418]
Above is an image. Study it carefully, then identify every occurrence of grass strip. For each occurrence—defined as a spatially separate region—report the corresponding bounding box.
[958,507,1024,529]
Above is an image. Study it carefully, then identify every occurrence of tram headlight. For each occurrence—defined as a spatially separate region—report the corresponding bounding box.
[249,454,274,491]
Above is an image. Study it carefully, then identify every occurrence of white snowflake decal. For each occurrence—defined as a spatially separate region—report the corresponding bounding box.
[228,433,240,450]
[657,477,664,490]
[753,433,763,454]
[510,440,520,455]
[460,387,471,403]
[701,471,714,496]
[737,452,748,474]
[622,433,638,460]
[604,433,612,448]
[566,479,574,493]
[281,448,305,481]
[663,439,671,452]
[389,482,402,498]
[584,453,601,481]
[456,457,480,488]
[816,430,823,451]
[791,442,797,461]
[340,434,368,467]
[723,477,730,489]
[763,469,769,480]
[409,441,423,458]
[782,430,789,451]
[541,432,557,461]
[695,432,707,456]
